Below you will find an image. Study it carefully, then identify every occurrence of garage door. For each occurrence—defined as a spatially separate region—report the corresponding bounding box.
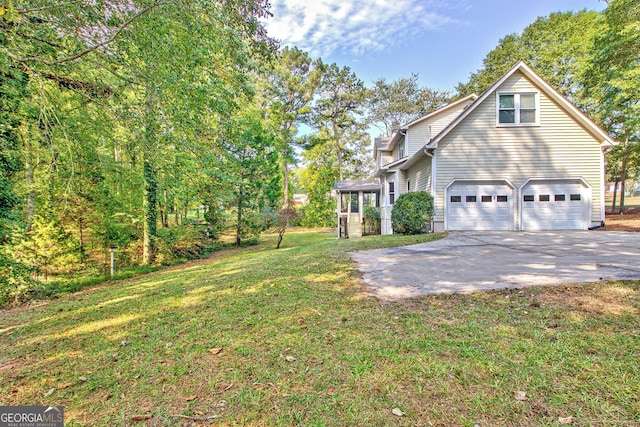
[447,181,514,230]
[521,180,590,230]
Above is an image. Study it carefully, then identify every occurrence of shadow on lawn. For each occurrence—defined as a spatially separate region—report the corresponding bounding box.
[1,232,638,425]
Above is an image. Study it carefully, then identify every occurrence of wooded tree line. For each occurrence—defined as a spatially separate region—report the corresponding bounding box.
[0,0,637,303]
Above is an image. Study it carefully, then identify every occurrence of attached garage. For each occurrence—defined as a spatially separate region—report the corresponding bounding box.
[446,180,515,230]
[520,179,591,230]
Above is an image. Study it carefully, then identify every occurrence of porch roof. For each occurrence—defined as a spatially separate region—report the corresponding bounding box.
[333,180,381,192]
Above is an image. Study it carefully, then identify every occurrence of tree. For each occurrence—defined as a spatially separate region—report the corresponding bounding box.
[218,108,279,245]
[586,0,640,214]
[265,47,324,208]
[366,74,449,136]
[312,63,367,180]
[273,207,299,249]
[299,139,339,227]
[110,0,275,263]
[456,10,603,112]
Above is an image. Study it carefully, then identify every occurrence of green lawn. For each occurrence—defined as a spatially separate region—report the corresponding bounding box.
[1,230,638,426]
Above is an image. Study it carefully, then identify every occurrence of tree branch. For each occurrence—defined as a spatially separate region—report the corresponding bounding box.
[3,1,166,66]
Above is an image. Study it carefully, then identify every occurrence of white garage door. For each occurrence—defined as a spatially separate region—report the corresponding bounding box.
[447,182,514,230]
[521,180,590,230]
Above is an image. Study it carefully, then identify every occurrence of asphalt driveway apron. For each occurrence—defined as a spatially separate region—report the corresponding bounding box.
[350,231,640,299]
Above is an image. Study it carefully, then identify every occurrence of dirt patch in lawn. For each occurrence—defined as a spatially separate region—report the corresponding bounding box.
[601,205,640,232]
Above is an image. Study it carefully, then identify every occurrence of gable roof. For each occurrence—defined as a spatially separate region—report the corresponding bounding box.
[400,61,615,172]
[381,94,479,153]
[426,61,615,150]
[404,94,478,128]
[372,136,393,160]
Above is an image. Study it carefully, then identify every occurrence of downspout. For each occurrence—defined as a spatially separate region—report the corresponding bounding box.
[588,221,605,230]
[423,147,435,232]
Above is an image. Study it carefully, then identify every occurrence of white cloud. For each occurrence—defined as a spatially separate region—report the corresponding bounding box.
[264,0,466,57]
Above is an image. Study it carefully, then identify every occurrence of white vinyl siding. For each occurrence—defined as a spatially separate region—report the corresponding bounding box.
[433,71,603,228]
[407,158,432,193]
[381,152,393,166]
[406,104,471,156]
[395,170,407,197]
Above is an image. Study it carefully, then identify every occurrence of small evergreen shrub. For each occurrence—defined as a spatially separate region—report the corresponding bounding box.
[391,192,434,235]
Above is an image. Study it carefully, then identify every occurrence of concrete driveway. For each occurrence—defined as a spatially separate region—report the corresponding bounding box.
[350,231,640,299]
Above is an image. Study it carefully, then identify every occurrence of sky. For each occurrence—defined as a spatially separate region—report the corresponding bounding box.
[263,0,606,92]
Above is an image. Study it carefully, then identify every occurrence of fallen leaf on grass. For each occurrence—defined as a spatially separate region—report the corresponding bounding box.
[514,390,527,401]
[280,354,296,362]
[208,348,223,355]
[131,414,152,421]
[558,416,574,424]
[79,376,88,382]
[58,382,74,389]
[43,388,55,397]
[185,395,197,402]
[392,408,404,417]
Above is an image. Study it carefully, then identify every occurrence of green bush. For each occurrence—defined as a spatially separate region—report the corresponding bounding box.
[363,206,380,224]
[156,225,221,264]
[391,192,434,235]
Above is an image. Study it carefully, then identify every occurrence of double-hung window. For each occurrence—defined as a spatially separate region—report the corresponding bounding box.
[497,92,538,126]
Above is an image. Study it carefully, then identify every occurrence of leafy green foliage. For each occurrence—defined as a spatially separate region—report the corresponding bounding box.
[391,192,434,235]
[265,47,324,207]
[299,142,338,227]
[311,63,369,180]
[366,74,450,135]
[155,225,222,265]
[585,0,640,213]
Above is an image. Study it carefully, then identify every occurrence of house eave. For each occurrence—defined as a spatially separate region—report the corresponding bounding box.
[426,61,616,149]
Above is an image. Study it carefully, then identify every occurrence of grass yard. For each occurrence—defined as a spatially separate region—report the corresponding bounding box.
[1,230,638,426]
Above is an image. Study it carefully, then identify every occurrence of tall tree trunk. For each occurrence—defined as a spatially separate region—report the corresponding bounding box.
[183,199,189,223]
[283,161,290,209]
[162,190,169,228]
[142,84,158,265]
[142,152,157,265]
[619,141,628,215]
[333,122,343,180]
[281,122,292,209]
[611,179,619,214]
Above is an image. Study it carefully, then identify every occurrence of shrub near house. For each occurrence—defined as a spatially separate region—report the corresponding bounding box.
[391,192,434,234]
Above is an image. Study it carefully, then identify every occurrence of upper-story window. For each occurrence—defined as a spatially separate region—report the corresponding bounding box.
[497,92,539,126]
[398,140,405,160]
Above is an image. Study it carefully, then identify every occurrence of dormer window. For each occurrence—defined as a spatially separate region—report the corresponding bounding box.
[497,92,539,126]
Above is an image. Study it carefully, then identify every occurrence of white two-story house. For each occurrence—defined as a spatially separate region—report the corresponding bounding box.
[371,61,615,234]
